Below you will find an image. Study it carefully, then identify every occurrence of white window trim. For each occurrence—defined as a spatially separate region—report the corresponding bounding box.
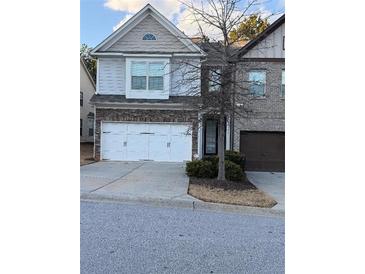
[126,58,170,99]
[248,70,266,97]
[281,69,285,98]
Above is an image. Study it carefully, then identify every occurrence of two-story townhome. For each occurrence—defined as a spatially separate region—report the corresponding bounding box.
[90,4,205,162]
[80,58,96,143]
[233,15,285,171]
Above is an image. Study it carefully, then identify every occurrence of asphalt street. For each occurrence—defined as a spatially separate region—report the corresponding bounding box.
[81,201,284,274]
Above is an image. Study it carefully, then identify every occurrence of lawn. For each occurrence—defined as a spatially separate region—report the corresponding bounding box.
[80,143,95,165]
[188,177,277,208]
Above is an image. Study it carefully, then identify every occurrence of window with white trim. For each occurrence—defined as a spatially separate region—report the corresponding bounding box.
[249,70,266,97]
[131,61,164,91]
[281,69,285,97]
[208,68,221,92]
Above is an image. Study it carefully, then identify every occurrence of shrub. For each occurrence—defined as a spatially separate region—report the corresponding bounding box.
[225,150,246,171]
[186,160,201,177]
[186,160,215,178]
[186,156,245,181]
[202,156,219,176]
[225,160,244,181]
[202,155,219,165]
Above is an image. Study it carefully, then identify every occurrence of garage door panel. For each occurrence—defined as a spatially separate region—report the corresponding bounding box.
[170,135,192,162]
[102,123,127,134]
[126,134,149,161]
[148,134,170,161]
[102,134,126,161]
[102,122,192,162]
[149,124,170,135]
[127,123,149,134]
[240,131,284,172]
[170,125,191,135]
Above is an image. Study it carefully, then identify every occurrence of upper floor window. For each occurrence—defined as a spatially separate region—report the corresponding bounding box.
[131,61,164,91]
[208,68,221,92]
[281,70,285,97]
[249,70,266,97]
[283,36,285,50]
[80,119,83,136]
[143,33,156,40]
[80,92,83,106]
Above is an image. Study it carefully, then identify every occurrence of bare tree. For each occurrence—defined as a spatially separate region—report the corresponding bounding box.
[173,0,273,181]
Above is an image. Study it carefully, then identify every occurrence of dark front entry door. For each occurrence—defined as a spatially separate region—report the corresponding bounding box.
[203,118,227,155]
[240,131,285,172]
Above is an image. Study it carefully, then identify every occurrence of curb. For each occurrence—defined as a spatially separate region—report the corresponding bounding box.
[80,192,284,217]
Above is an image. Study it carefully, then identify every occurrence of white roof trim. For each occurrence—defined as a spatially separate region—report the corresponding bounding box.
[92,52,202,58]
[91,4,205,55]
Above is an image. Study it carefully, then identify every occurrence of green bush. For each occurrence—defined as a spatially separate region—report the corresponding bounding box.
[225,150,245,171]
[186,159,244,182]
[225,160,244,181]
[186,160,215,178]
[202,156,219,176]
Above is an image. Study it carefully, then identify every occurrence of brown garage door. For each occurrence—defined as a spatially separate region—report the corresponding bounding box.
[240,131,285,172]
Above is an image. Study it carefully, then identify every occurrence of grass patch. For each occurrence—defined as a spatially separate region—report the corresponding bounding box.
[188,177,277,208]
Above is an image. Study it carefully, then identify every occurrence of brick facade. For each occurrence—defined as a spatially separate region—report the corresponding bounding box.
[233,61,285,150]
[94,108,199,160]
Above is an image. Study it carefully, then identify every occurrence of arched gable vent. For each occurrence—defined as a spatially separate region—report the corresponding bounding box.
[142,33,156,40]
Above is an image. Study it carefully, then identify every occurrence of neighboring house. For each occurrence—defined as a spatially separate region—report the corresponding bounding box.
[90,4,205,162]
[80,58,96,143]
[233,15,285,171]
[193,16,285,171]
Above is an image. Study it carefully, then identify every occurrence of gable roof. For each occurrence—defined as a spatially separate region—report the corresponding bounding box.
[237,14,285,58]
[80,58,95,89]
[91,4,204,55]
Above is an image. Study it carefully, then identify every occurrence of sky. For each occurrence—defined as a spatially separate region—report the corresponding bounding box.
[80,0,285,48]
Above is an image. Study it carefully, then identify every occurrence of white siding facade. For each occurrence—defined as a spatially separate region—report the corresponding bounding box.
[80,60,96,142]
[103,14,192,53]
[170,57,201,96]
[97,56,201,97]
[98,58,125,95]
[244,23,285,58]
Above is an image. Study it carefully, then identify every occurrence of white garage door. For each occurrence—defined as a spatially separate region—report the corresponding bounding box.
[101,122,192,162]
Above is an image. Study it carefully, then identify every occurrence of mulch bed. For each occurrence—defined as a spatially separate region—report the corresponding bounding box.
[188,176,277,208]
[189,177,257,191]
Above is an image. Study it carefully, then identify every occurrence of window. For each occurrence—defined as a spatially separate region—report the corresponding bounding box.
[143,33,156,40]
[283,36,285,50]
[148,62,164,90]
[208,68,221,92]
[88,118,94,137]
[205,119,217,154]
[131,61,164,91]
[80,92,83,106]
[131,62,147,90]
[249,71,266,96]
[281,70,285,97]
[80,119,83,136]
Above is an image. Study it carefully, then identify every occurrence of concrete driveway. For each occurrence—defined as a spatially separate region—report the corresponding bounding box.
[81,161,197,202]
[246,172,285,211]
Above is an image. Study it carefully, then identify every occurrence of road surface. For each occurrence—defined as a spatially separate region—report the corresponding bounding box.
[81,201,284,273]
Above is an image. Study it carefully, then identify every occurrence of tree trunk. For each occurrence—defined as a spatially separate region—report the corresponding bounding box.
[217,111,226,180]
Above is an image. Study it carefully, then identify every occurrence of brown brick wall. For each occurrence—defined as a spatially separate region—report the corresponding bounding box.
[233,61,285,150]
[94,108,199,160]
